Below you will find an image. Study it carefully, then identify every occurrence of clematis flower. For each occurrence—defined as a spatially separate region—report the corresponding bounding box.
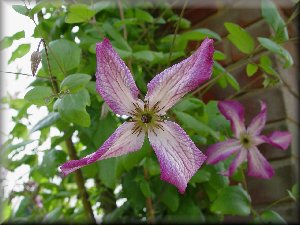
[206,100,292,179]
[59,38,214,193]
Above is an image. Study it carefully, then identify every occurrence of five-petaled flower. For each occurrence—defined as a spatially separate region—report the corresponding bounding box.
[206,100,292,179]
[60,38,214,193]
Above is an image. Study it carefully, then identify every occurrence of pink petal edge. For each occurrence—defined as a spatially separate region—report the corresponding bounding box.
[59,122,145,176]
[247,101,267,136]
[148,121,207,194]
[205,139,241,164]
[247,146,274,179]
[218,100,246,138]
[95,38,142,116]
[145,38,214,115]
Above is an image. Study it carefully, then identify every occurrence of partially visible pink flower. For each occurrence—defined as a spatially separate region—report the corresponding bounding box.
[59,38,214,193]
[206,100,292,179]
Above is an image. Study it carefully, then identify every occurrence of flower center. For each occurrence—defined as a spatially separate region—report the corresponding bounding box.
[141,113,152,124]
[239,132,253,149]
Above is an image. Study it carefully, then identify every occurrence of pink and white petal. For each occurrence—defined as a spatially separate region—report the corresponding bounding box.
[206,139,242,164]
[96,38,142,116]
[218,101,246,138]
[148,121,207,194]
[145,38,214,115]
[247,146,274,179]
[60,122,145,176]
[263,131,292,150]
[221,148,247,177]
[247,101,267,136]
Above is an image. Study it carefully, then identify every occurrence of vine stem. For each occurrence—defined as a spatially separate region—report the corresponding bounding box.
[65,138,96,223]
[22,3,96,221]
[168,0,188,67]
[143,167,155,223]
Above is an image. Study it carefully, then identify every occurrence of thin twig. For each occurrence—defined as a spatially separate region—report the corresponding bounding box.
[167,0,188,67]
[117,0,127,40]
[65,138,96,223]
[0,70,57,80]
[42,39,59,95]
[143,167,155,223]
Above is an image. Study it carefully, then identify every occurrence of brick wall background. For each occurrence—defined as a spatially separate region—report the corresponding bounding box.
[180,0,299,222]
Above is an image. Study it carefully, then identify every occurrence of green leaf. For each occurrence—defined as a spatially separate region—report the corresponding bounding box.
[161,186,179,212]
[173,97,204,112]
[181,28,221,41]
[103,22,132,52]
[224,22,255,54]
[65,4,96,24]
[60,73,91,93]
[40,149,67,177]
[56,89,91,127]
[211,185,251,216]
[0,31,25,50]
[8,44,30,64]
[246,63,258,77]
[122,170,145,210]
[24,86,53,106]
[261,0,288,42]
[260,210,287,224]
[225,73,240,91]
[12,5,29,16]
[288,183,299,201]
[43,207,62,221]
[31,112,60,133]
[170,197,204,223]
[213,50,226,61]
[0,200,11,223]
[135,8,154,23]
[140,180,152,198]
[41,39,81,79]
[98,158,118,189]
[174,111,219,139]
[190,169,211,184]
[258,37,293,68]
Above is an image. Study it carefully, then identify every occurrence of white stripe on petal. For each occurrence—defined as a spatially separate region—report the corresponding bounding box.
[60,122,145,175]
[145,38,214,115]
[96,39,142,116]
[148,121,206,193]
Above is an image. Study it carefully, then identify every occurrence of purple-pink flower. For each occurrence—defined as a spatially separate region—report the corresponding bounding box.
[59,38,214,193]
[206,100,292,179]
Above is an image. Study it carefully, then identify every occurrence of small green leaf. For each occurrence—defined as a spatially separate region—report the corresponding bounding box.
[246,63,258,77]
[225,73,240,91]
[211,185,251,216]
[258,37,293,68]
[213,50,226,61]
[140,180,152,198]
[261,0,288,42]
[181,28,221,41]
[0,31,25,50]
[41,39,81,79]
[135,8,154,23]
[8,44,30,63]
[190,169,211,183]
[40,150,67,177]
[225,22,255,54]
[260,210,287,224]
[65,4,96,24]
[31,112,60,133]
[24,86,53,106]
[98,158,118,189]
[174,111,219,139]
[12,5,29,16]
[60,74,91,93]
[161,186,179,212]
[56,89,91,127]
[103,22,132,52]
